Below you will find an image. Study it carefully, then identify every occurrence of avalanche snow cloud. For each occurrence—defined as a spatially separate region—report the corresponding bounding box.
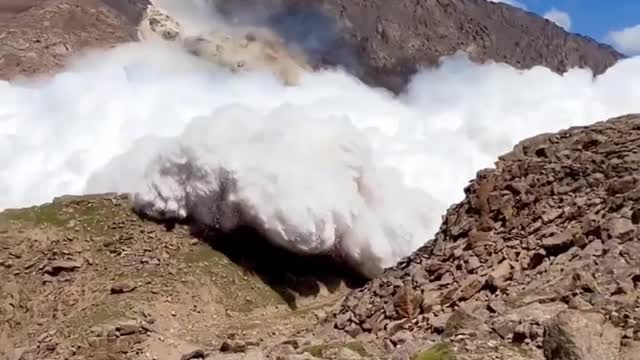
[2,38,640,277]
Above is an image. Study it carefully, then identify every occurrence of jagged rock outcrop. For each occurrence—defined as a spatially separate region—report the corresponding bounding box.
[216,0,624,92]
[333,114,640,359]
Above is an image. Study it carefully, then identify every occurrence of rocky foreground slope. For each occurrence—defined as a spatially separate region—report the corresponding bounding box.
[0,194,366,360]
[329,114,640,360]
[0,0,624,93]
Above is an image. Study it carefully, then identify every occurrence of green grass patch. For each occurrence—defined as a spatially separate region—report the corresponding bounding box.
[0,202,67,226]
[300,341,367,359]
[301,344,329,358]
[0,197,124,239]
[344,342,368,357]
[414,343,456,360]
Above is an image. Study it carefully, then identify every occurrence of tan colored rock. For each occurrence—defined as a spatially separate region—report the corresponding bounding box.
[543,310,621,360]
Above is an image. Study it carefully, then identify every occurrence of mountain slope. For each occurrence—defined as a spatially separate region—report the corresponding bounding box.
[216,0,624,92]
[0,0,146,80]
[1,0,624,94]
[0,194,362,360]
[330,113,640,359]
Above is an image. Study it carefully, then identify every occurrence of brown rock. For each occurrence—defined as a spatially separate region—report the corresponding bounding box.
[110,281,137,294]
[466,256,481,272]
[180,349,206,360]
[543,310,621,360]
[453,275,485,302]
[220,340,247,353]
[443,307,491,338]
[487,261,512,289]
[43,260,82,275]
[606,217,636,242]
[115,320,142,336]
[541,230,574,255]
[608,176,637,195]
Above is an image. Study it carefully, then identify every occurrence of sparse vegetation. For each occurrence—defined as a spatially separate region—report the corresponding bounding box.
[413,343,456,360]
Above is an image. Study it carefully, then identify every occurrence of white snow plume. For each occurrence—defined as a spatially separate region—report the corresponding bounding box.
[119,105,441,278]
[2,26,640,277]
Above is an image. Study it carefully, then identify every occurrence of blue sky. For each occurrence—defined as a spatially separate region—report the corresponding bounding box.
[492,0,640,55]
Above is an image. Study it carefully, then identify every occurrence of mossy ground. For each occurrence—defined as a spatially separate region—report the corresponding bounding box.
[301,341,369,359]
[413,343,456,360]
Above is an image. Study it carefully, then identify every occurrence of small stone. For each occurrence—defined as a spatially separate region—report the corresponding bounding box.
[43,260,82,275]
[220,340,247,353]
[606,217,636,242]
[487,261,512,289]
[110,281,137,294]
[466,256,481,272]
[116,320,142,336]
[608,176,637,195]
[584,239,604,257]
[513,322,530,343]
[430,313,451,333]
[311,309,327,321]
[568,296,593,311]
[541,230,574,255]
[390,330,413,345]
[454,275,485,301]
[180,349,206,360]
[487,300,506,314]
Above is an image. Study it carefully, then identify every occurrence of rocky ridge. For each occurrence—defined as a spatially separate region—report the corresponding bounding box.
[215,0,625,92]
[330,114,640,359]
[1,0,625,94]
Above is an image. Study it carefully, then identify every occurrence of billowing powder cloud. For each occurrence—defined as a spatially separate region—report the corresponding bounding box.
[543,8,571,31]
[608,24,640,55]
[2,1,640,277]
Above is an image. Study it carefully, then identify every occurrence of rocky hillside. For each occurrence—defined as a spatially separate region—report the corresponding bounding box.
[0,0,624,93]
[0,0,148,80]
[330,114,640,360]
[214,0,624,92]
[0,194,364,360]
